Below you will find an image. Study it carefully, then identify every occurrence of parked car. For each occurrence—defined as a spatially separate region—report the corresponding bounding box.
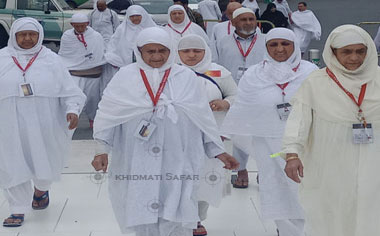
[0,0,96,49]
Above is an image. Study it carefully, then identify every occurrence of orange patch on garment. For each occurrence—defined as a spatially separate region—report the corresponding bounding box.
[204,70,221,77]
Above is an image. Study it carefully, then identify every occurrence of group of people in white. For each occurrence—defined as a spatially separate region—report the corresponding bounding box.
[1,0,379,236]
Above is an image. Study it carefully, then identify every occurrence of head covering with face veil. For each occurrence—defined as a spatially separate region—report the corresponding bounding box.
[93,27,225,234]
[0,17,85,189]
[105,5,157,67]
[280,25,380,236]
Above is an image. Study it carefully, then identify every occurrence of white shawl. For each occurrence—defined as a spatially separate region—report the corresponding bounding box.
[59,27,106,70]
[291,10,321,40]
[105,5,156,67]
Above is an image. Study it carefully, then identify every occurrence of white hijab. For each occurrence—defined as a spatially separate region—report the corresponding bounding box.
[105,5,156,67]
[133,27,176,93]
[7,17,44,57]
[177,34,211,73]
[259,27,302,84]
[167,5,191,32]
[322,24,378,91]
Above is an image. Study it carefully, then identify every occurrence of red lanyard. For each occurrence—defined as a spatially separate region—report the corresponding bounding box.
[276,82,289,96]
[140,69,171,107]
[12,48,42,77]
[76,34,87,48]
[234,34,258,59]
[227,21,231,35]
[326,67,368,124]
[168,21,192,36]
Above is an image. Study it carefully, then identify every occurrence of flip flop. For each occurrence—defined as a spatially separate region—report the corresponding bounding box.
[193,224,207,236]
[32,191,49,210]
[233,178,249,188]
[3,214,24,227]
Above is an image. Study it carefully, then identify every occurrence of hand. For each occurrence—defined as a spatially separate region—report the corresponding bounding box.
[284,154,304,183]
[92,154,108,172]
[216,153,240,170]
[67,113,79,130]
[209,99,230,111]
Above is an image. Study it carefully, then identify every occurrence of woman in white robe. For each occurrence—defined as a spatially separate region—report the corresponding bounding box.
[222,28,318,236]
[165,5,210,47]
[105,5,156,68]
[102,5,157,95]
[0,17,85,227]
[177,34,237,236]
[91,27,239,236]
[283,25,380,236]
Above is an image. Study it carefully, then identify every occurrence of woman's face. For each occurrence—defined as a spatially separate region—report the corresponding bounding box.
[16,30,39,49]
[178,48,205,66]
[266,38,295,62]
[271,7,276,12]
[333,44,367,71]
[129,15,142,25]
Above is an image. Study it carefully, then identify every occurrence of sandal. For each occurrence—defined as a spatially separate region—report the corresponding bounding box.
[193,223,207,236]
[3,214,24,227]
[233,178,249,188]
[32,191,49,210]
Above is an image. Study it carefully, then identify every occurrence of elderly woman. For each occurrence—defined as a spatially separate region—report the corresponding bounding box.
[165,5,210,46]
[105,5,156,68]
[222,28,318,236]
[283,25,380,236]
[177,34,237,236]
[0,18,85,227]
[91,27,238,236]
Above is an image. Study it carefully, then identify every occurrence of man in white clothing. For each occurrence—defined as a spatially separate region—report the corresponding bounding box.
[59,13,106,128]
[198,0,222,38]
[242,0,260,17]
[273,0,292,21]
[291,2,321,55]
[213,7,265,188]
[210,2,241,56]
[0,17,85,227]
[88,0,120,44]
[91,27,239,236]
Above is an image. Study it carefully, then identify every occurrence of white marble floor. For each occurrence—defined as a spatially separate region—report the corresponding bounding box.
[0,140,278,236]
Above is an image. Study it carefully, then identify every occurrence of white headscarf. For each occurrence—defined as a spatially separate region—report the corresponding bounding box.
[8,17,44,56]
[105,5,156,67]
[322,25,378,91]
[167,5,191,32]
[258,28,301,84]
[177,34,211,73]
[134,27,175,72]
[71,13,89,23]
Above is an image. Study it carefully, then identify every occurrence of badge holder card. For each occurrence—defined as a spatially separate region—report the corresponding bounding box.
[19,83,34,97]
[276,102,292,121]
[352,123,374,144]
[134,119,157,141]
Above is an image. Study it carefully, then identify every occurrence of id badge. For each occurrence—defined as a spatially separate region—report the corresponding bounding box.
[352,123,374,144]
[19,83,34,97]
[85,52,94,61]
[237,67,248,80]
[134,120,157,141]
[276,103,292,121]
